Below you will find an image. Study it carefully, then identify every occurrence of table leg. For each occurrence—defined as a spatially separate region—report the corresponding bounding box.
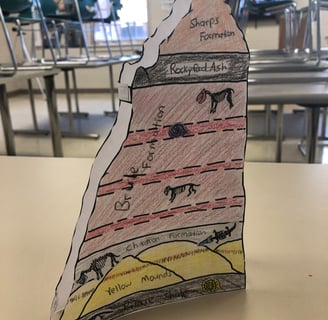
[275,104,284,162]
[28,79,39,131]
[265,104,271,136]
[321,108,327,138]
[0,84,16,155]
[44,75,64,157]
[306,108,320,163]
[71,69,88,117]
[64,70,75,132]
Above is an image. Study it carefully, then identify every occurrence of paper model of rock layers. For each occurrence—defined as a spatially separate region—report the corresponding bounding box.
[51,1,249,320]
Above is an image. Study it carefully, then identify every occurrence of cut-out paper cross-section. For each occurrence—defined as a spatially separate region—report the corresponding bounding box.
[51,1,249,320]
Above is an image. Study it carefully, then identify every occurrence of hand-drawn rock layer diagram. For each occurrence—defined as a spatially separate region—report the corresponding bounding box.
[51,1,249,320]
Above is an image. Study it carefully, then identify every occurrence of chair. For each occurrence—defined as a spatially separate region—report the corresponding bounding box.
[37,0,113,63]
[0,1,60,136]
[0,6,17,76]
[0,0,60,67]
[36,1,139,136]
[38,0,140,120]
[250,0,327,71]
[0,0,32,13]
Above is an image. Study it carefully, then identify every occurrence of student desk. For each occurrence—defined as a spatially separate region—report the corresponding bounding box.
[0,156,327,320]
[0,69,63,156]
[1,68,326,161]
[248,71,328,163]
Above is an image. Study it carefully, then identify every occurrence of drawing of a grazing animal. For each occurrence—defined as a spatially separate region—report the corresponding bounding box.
[164,183,200,203]
[197,88,234,113]
[77,252,119,285]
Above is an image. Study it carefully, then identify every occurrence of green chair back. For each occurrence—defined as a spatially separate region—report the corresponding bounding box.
[0,0,32,14]
[39,0,97,20]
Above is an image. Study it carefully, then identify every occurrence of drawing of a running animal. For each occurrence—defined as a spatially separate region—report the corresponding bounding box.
[77,252,120,285]
[197,88,234,113]
[164,183,200,203]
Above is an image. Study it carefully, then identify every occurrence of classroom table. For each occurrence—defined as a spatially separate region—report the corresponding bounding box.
[248,70,328,163]
[0,156,327,320]
[0,69,63,157]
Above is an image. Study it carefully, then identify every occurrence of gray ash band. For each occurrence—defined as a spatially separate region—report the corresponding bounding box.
[133,53,249,88]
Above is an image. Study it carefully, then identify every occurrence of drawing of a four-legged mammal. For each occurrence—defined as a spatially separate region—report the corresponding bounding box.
[197,88,234,113]
[77,252,120,285]
[164,183,200,203]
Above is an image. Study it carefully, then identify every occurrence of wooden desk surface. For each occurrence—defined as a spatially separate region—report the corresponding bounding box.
[0,157,327,320]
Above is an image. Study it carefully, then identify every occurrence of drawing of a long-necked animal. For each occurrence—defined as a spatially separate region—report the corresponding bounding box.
[164,183,200,203]
[199,223,237,246]
[77,252,120,285]
[197,88,234,113]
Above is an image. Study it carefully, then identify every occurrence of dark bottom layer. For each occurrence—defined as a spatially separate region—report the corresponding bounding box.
[80,273,245,320]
